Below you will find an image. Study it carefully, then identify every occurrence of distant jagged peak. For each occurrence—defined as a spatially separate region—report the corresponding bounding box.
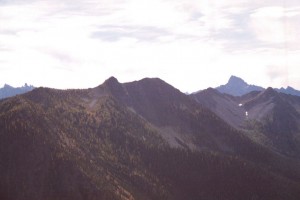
[0,83,35,100]
[2,83,34,89]
[218,75,300,97]
[3,84,13,88]
[23,83,33,88]
[276,86,300,96]
[216,75,264,96]
[227,75,247,86]
[279,86,295,90]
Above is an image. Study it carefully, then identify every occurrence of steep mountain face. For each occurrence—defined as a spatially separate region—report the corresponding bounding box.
[192,87,300,158]
[0,83,34,99]
[191,88,246,128]
[242,88,300,157]
[216,76,264,96]
[1,77,300,200]
[215,75,300,96]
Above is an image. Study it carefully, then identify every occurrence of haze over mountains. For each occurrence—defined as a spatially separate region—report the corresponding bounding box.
[0,84,34,99]
[216,75,300,96]
[1,76,300,200]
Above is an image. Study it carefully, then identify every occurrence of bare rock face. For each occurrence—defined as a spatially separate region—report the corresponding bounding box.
[216,76,264,96]
[215,75,300,97]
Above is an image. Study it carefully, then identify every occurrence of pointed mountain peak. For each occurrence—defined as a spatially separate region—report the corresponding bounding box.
[101,76,127,98]
[229,75,244,82]
[227,76,247,86]
[102,76,123,90]
[104,76,119,85]
[261,87,279,99]
[285,86,297,93]
[216,75,264,96]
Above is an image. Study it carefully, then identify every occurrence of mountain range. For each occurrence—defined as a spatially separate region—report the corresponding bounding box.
[192,87,300,158]
[0,83,34,99]
[0,77,300,200]
[216,75,300,96]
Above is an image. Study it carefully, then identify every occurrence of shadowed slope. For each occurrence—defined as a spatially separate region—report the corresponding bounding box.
[192,87,300,158]
[0,78,300,200]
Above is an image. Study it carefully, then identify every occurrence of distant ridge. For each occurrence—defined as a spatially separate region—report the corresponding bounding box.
[276,86,300,96]
[0,83,34,99]
[216,76,300,96]
[216,76,264,96]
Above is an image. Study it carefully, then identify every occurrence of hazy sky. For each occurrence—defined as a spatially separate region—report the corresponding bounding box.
[1,0,300,92]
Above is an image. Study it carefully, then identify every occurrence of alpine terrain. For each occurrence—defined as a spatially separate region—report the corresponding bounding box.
[0,77,300,200]
[193,86,300,159]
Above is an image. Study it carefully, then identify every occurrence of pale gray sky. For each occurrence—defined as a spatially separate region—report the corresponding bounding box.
[1,0,300,92]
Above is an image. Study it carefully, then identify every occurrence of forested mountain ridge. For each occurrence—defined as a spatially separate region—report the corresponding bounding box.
[1,77,300,200]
